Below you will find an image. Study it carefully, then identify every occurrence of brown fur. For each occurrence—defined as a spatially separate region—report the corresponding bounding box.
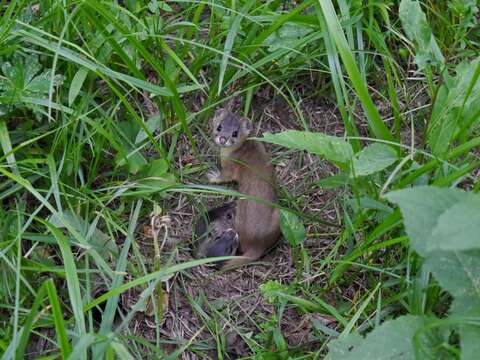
[208,109,281,268]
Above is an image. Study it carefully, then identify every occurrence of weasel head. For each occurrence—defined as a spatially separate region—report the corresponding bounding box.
[212,109,251,148]
[205,229,239,258]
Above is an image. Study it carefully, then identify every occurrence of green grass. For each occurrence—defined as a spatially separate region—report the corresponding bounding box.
[0,0,479,359]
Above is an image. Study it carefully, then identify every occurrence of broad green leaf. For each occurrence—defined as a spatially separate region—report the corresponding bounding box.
[430,197,480,251]
[143,159,171,178]
[349,197,393,215]
[279,209,306,247]
[399,0,444,70]
[258,130,353,166]
[458,316,480,360]
[148,0,174,12]
[113,120,148,174]
[327,315,448,360]
[352,143,397,177]
[425,251,480,306]
[385,186,473,256]
[425,251,480,360]
[133,158,176,193]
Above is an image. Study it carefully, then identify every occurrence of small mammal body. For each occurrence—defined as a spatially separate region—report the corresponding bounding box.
[194,202,239,266]
[207,109,280,267]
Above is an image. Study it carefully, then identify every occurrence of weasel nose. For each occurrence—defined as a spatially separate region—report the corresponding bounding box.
[219,136,227,145]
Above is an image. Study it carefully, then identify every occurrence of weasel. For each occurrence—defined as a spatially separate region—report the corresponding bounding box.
[207,109,280,267]
[194,202,239,267]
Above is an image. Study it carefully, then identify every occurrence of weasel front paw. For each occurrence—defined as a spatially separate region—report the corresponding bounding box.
[207,169,222,184]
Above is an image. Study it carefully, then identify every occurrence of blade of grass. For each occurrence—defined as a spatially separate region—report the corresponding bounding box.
[217,0,256,95]
[5,281,47,360]
[67,334,96,360]
[83,257,236,312]
[0,0,27,44]
[0,121,19,176]
[318,0,395,143]
[83,0,197,153]
[45,279,72,359]
[92,200,142,359]
[340,282,381,338]
[0,166,115,278]
[315,3,361,151]
[42,221,86,346]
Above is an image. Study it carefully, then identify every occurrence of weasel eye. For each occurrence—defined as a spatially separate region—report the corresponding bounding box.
[216,125,222,132]
[232,131,238,137]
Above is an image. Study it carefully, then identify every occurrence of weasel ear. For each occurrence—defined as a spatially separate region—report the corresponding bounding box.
[214,108,226,119]
[212,108,226,129]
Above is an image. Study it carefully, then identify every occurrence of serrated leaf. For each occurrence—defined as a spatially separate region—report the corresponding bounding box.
[258,131,353,166]
[279,209,306,247]
[0,55,64,108]
[399,0,444,70]
[385,186,475,256]
[327,315,448,360]
[352,143,397,177]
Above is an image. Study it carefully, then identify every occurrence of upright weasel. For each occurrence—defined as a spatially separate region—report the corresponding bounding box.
[207,109,280,267]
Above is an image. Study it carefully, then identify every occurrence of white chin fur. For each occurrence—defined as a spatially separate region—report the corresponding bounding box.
[215,137,234,147]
